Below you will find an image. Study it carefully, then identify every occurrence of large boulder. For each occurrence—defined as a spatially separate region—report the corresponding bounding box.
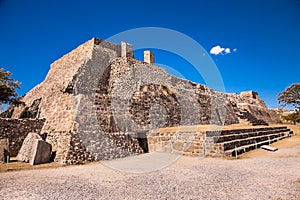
[17,132,43,162]
[29,139,52,165]
[17,132,52,165]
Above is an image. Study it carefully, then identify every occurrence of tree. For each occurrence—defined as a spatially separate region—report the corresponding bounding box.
[282,112,300,125]
[278,83,300,124]
[277,83,300,111]
[0,68,20,105]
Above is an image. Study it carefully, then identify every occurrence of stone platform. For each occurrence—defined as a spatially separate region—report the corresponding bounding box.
[147,124,293,157]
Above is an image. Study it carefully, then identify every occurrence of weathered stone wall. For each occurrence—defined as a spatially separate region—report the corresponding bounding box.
[228,93,280,124]
[106,57,276,132]
[129,83,181,127]
[0,118,45,156]
[3,38,143,164]
[147,129,207,156]
[72,45,143,164]
[108,58,207,132]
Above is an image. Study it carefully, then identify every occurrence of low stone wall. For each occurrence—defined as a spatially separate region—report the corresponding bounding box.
[0,118,45,156]
[147,129,207,156]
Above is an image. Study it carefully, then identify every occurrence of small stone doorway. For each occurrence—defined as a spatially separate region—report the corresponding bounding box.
[136,131,149,153]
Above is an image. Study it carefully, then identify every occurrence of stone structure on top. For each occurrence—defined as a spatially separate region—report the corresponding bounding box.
[0,38,281,164]
[121,41,133,58]
[144,50,154,64]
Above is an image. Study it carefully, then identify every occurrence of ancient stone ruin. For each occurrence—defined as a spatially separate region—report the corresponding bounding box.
[17,132,52,165]
[0,38,292,164]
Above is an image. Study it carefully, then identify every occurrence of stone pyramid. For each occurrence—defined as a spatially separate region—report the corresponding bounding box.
[2,38,280,164]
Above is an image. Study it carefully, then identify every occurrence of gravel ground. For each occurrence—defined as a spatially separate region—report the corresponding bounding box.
[1,144,299,200]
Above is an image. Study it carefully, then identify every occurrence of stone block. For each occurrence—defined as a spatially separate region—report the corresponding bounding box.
[121,41,133,58]
[0,138,9,163]
[261,145,278,152]
[29,140,52,165]
[17,132,43,162]
[144,50,154,64]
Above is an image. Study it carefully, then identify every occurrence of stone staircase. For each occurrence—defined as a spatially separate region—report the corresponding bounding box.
[206,126,293,157]
[237,109,269,126]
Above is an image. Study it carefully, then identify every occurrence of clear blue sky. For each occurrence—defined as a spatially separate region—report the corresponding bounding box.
[0,0,299,108]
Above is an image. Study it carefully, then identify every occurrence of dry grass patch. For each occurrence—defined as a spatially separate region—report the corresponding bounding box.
[157,124,283,133]
[286,124,300,136]
[0,157,99,173]
[0,157,64,173]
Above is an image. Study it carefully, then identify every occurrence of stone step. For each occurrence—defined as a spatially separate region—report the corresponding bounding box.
[251,122,269,126]
[222,132,288,151]
[213,129,289,143]
[236,109,268,125]
[224,134,287,156]
[206,126,288,137]
[238,119,250,123]
[261,145,278,151]
[148,126,292,158]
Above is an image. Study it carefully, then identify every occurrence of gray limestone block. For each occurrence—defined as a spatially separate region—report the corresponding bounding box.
[29,140,52,165]
[16,132,43,162]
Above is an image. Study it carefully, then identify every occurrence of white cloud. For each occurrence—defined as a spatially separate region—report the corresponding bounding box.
[210,45,236,55]
[210,45,224,55]
[224,48,231,54]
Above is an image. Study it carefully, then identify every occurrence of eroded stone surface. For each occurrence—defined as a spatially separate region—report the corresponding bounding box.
[16,132,43,162]
[29,139,52,165]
